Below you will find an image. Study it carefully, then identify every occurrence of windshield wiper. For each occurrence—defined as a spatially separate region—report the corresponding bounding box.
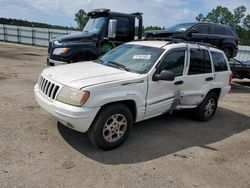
[94,59,104,64]
[106,61,130,72]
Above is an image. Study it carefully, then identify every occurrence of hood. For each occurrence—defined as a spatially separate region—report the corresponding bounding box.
[52,32,98,44]
[42,61,140,89]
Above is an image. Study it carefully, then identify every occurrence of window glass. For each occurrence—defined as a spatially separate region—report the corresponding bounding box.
[204,50,212,73]
[158,50,185,76]
[221,27,234,36]
[100,44,164,73]
[193,24,209,34]
[211,52,228,72]
[188,49,212,75]
[115,17,130,36]
[210,25,222,35]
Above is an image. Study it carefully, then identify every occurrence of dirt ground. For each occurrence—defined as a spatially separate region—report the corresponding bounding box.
[0,41,249,188]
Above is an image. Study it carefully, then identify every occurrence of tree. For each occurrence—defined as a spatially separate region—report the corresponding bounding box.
[205,6,234,26]
[233,5,246,27]
[196,5,246,28]
[74,9,89,31]
[196,13,206,22]
[243,15,250,30]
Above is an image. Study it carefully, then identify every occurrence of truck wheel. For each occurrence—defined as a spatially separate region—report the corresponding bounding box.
[194,92,218,122]
[88,104,133,150]
[222,48,232,60]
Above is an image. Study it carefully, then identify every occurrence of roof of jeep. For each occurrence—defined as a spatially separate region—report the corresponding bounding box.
[127,40,223,53]
[128,40,169,48]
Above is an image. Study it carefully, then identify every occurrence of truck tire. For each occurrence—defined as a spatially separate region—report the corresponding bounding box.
[222,48,232,60]
[88,104,133,150]
[194,92,218,122]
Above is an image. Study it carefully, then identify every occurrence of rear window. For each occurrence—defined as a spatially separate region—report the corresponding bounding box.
[221,27,234,36]
[211,52,228,72]
[188,49,212,75]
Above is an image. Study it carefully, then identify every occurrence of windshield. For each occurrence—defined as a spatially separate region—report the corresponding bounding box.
[99,44,164,74]
[166,23,195,32]
[83,17,106,34]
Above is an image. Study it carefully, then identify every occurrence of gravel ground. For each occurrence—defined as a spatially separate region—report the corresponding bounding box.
[0,42,249,188]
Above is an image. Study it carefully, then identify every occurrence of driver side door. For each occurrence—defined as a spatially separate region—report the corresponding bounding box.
[145,48,187,118]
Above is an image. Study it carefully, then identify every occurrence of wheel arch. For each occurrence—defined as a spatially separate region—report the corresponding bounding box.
[97,100,137,122]
[207,88,221,98]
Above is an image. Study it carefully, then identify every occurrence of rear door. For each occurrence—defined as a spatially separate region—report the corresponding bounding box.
[145,48,186,117]
[210,50,231,88]
[191,24,210,43]
[179,47,214,106]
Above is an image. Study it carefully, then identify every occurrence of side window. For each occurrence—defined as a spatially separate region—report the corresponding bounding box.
[221,27,234,36]
[115,17,130,36]
[193,24,209,34]
[211,51,228,72]
[158,50,185,76]
[188,49,212,75]
[204,50,212,73]
[210,25,222,35]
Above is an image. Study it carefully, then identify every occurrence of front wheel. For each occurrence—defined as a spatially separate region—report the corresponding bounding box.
[194,92,218,121]
[88,104,133,150]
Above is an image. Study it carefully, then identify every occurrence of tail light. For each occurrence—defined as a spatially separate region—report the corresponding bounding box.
[236,37,240,44]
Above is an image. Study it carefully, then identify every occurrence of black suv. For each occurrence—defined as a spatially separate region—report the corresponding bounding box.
[146,22,239,59]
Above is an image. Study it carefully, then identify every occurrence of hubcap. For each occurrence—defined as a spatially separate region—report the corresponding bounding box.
[204,98,216,117]
[103,114,127,143]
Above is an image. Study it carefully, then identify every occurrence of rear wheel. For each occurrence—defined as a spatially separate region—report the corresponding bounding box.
[88,104,133,150]
[222,48,232,60]
[194,92,218,121]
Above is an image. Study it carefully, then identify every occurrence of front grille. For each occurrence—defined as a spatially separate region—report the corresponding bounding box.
[38,76,60,100]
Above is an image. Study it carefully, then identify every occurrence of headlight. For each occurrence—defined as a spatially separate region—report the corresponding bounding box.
[56,86,90,106]
[52,48,70,55]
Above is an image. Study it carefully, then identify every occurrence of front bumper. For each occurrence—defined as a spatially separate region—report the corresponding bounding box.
[34,84,100,133]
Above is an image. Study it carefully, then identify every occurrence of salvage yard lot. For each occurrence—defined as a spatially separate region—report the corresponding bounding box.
[0,42,249,187]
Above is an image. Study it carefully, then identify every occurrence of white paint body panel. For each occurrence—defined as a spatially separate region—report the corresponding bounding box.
[34,41,231,133]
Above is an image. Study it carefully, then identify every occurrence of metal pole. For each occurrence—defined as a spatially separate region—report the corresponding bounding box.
[17,26,20,43]
[3,26,6,41]
[32,29,35,45]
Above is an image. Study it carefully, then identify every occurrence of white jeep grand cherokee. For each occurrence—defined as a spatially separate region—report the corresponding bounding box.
[34,40,231,150]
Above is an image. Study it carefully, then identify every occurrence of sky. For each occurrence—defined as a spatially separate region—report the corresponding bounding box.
[0,0,250,28]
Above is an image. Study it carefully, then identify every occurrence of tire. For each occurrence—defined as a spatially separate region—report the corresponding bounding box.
[222,48,232,60]
[88,104,133,150]
[194,92,218,122]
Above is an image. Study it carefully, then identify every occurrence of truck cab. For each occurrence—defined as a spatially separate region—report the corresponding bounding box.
[47,9,143,66]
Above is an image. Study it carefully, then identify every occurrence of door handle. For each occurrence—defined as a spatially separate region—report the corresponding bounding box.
[205,77,214,81]
[174,80,184,85]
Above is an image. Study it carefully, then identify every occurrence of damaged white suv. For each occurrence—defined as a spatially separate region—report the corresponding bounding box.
[34,40,231,150]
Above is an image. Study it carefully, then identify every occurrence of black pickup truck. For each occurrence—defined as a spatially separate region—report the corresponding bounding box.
[47,9,143,66]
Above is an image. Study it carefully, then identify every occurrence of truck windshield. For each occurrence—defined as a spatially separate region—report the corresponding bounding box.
[99,44,164,74]
[166,23,195,32]
[83,17,106,34]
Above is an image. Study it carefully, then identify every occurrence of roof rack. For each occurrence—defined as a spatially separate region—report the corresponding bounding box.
[144,37,217,48]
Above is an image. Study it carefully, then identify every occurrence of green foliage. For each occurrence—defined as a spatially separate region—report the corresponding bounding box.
[196,5,250,45]
[74,9,89,31]
[243,15,250,30]
[0,17,76,30]
[196,14,206,22]
[144,26,163,31]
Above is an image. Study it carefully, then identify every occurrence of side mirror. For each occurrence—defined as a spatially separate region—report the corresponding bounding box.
[153,70,175,81]
[108,19,117,38]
